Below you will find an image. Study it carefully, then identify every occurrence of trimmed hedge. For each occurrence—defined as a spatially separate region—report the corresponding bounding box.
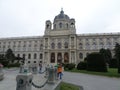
[109,58,118,68]
[77,61,87,70]
[86,52,107,72]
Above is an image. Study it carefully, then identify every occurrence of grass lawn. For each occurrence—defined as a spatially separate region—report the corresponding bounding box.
[60,82,80,90]
[66,68,120,78]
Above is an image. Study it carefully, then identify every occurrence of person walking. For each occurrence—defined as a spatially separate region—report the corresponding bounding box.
[57,63,63,79]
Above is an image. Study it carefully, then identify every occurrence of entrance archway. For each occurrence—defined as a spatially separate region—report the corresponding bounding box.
[51,53,55,63]
[64,52,69,63]
[57,53,62,63]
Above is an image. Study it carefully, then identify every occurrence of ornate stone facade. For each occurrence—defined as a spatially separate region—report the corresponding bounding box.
[0,10,120,65]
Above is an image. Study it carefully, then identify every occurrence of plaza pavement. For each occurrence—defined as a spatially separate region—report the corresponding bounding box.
[0,68,120,90]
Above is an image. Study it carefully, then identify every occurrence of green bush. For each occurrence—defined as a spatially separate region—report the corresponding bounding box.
[7,63,20,68]
[1,60,9,67]
[67,63,76,70]
[86,52,107,72]
[77,61,87,70]
[64,63,75,70]
[63,63,69,70]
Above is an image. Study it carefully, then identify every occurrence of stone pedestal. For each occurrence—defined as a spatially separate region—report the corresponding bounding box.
[44,66,49,78]
[16,73,33,90]
[47,67,56,84]
[31,66,37,74]
[54,67,58,80]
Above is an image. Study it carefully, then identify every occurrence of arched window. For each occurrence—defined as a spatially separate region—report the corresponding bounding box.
[57,53,62,63]
[71,23,74,27]
[23,54,25,60]
[34,53,37,59]
[79,53,83,59]
[28,53,31,59]
[64,42,68,48]
[51,53,55,63]
[58,42,61,49]
[40,53,43,59]
[59,23,62,28]
[51,43,55,49]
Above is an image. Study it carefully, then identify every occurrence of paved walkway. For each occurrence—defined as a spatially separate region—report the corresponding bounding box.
[0,68,120,90]
[62,72,120,90]
[0,68,47,90]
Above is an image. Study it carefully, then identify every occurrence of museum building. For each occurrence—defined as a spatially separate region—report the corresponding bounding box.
[0,9,120,66]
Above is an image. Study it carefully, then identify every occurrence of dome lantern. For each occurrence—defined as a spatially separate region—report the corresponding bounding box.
[54,9,70,21]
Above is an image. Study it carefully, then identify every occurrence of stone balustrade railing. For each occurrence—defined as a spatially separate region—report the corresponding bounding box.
[16,66,61,90]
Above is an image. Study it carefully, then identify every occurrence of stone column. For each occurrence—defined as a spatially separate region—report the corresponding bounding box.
[55,52,57,63]
[62,52,64,63]
[69,51,71,63]
[16,73,33,90]
[74,51,77,64]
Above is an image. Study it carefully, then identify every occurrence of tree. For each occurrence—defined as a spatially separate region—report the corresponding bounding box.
[5,49,15,64]
[0,54,5,63]
[99,48,112,64]
[106,49,112,62]
[114,43,120,73]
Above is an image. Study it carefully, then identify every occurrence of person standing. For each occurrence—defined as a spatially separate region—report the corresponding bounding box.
[39,63,42,73]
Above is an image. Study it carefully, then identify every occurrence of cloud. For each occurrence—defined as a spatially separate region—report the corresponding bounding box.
[77,0,120,34]
[0,0,120,37]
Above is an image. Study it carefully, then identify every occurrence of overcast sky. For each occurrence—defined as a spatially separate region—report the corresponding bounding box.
[0,0,120,38]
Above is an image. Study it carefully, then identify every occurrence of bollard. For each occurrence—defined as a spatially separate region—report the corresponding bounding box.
[16,73,33,90]
[47,67,56,84]
[19,65,24,73]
